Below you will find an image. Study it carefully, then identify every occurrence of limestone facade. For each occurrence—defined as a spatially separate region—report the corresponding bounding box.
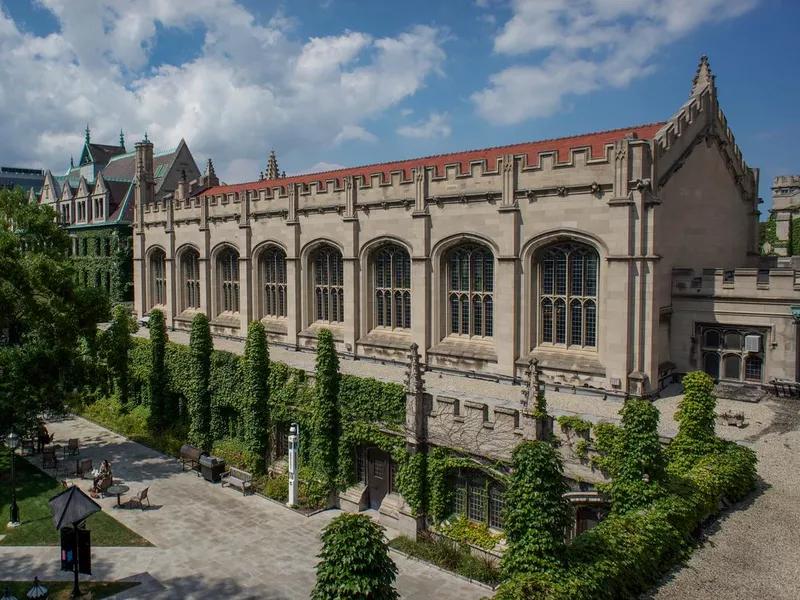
[132,57,798,398]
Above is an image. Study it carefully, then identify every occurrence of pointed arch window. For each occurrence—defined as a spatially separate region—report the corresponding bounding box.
[218,247,240,313]
[181,249,201,310]
[262,246,287,318]
[374,244,411,330]
[313,245,344,324]
[538,243,598,348]
[150,248,167,307]
[447,243,494,338]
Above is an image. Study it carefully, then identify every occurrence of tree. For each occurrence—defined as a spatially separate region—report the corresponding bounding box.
[243,321,270,471]
[101,304,136,410]
[188,313,213,449]
[0,187,109,435]
[148,309,167,430]
[310,329,341,490]
[311,513,399,600]
[666,371,722,475]
[501,441,572,578]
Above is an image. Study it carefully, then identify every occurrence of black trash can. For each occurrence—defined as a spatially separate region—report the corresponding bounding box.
[198,455,226,483]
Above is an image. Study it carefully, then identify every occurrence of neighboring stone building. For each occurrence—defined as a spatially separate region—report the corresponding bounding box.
[132,57,799,533]
[0,166,45,195]
[37,127,201,303]
[762,175,800,256]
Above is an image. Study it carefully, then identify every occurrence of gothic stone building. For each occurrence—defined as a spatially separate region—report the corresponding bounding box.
[37,128,201,302]
[133,57,799,398]
[130,56,800,535]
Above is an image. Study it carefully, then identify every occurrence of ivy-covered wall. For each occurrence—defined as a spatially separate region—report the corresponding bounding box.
[760,210,800,256]
[70,225,133,302]
[127,336,407,485]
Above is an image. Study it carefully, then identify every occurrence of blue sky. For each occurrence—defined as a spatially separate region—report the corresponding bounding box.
[0,0,797,214]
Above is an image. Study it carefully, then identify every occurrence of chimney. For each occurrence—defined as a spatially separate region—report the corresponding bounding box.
[134,135,155,227]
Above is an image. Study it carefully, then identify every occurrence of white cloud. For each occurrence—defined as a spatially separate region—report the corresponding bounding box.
[301,161,347,174]
[400,108,414,116]
[334,125,378,145]
[473,0,758,125]
[0,2,446,181]
[397,112,451,139]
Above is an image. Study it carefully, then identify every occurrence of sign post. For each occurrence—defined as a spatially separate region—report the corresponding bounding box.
[287,423,299,507]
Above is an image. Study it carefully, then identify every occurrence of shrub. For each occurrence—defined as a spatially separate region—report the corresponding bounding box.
[211,437,262,475]
[188,313,213,450]
[596,398,667,515]
[440,514,503,550]
[310,329,341,490]
[501,441,572,578]
[667,371,722,475]
[264,474,289,503]
[242,321,270,472]
[148,309,167,431]
[102,305,136,409]
[312,513,399,600]
[390,535,502,587]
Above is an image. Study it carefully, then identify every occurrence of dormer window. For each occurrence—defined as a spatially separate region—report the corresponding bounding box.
[60,204,71,224]
[93,196,105,220]
[77,200,87,222]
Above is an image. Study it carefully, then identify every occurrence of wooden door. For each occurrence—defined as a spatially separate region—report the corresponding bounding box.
[367,448,392,510]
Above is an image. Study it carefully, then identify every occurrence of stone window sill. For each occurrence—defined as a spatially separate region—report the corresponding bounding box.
[518,348,605,376]
[298,323,344,342]
[428,337,497,362]
[357,330,412,351]
[260,318,288,335]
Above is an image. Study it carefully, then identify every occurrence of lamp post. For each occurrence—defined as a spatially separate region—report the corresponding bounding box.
[287,423,299,508]
[6,429,20,527]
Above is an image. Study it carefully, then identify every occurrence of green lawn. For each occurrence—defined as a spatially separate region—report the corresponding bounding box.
[1,580,138,599]
[0,451,152,547]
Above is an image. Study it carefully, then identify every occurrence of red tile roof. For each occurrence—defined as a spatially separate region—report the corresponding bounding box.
[200,122,666,197]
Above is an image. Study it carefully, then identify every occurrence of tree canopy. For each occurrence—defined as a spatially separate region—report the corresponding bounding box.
[0,187,109,435]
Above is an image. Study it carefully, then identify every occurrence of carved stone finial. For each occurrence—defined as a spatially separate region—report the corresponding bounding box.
[281,170,286,178]
[143,131,149,143]
[406,342,425,396]
[85,124,90,144]
[265,150,279,180]
[70,155,74,168]
[691,55,716,96]
[205,157,216,178]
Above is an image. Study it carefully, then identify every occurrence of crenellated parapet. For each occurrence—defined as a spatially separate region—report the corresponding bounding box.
[672,267,800,298]
[426,395,612,483]
[145,123,665,228]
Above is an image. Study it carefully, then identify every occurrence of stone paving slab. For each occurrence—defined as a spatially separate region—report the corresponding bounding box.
[0,416,488,600]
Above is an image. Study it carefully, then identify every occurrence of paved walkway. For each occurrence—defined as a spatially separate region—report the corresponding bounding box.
[0,416,489,600]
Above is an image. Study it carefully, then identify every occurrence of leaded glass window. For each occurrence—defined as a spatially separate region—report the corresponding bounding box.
[182,249,201,310]
[539,243,598,348]
[314,246,344,324]
[150,248,166,307]
[262,247,287,318]
[454,469,505,530]
[375,244,411,329]
[219,247,240,312]
[447,244,494,338]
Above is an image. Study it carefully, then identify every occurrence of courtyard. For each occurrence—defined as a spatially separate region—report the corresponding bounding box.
[0,415,489,599]
[2,383,798,599]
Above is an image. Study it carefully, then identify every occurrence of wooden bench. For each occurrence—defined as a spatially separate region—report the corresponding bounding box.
[221,467,252,495]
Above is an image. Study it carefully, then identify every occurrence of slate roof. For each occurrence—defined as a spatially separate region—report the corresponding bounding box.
[86,143,127,165]
[201,122,667,197]
[101,147,179,194]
